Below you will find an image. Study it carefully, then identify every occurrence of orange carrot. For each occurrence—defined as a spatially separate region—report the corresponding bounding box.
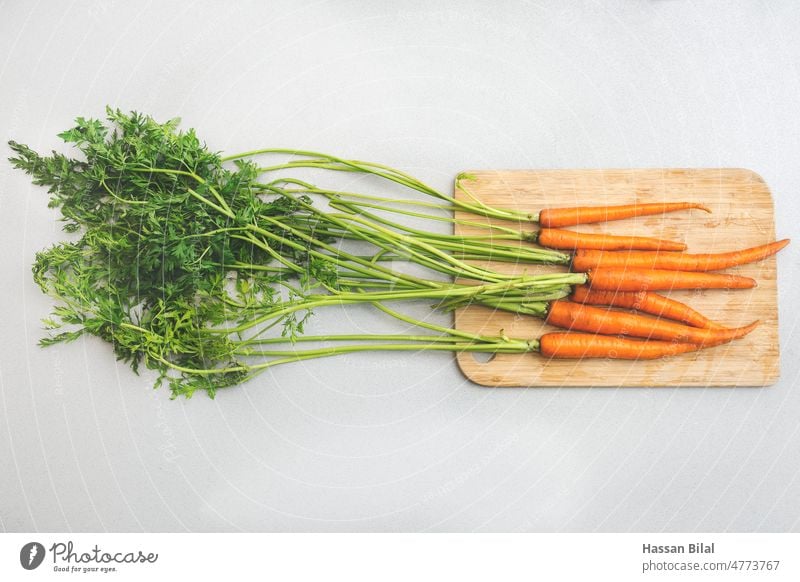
[538,202,710,228]
[537,228,686,251]
[544,300,758,345]
[569,286,725,329]
[585,267,756,291]
[572,239,790,272]
[539,332,703,360]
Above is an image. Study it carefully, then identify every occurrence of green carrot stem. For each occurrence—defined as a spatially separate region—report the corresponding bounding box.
[283,183,525,236]
[221,147,534,222]
[215,273,584,336]
[243,334,472,345]
[246,222,445,289]
[233,342,536,358]
[326,199,562,261]
[258,211,510,284]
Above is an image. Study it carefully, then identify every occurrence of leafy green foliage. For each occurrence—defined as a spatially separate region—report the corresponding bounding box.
[10,109,326,397]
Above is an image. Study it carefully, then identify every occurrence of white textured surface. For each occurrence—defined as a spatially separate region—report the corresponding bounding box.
[0,0,798,532]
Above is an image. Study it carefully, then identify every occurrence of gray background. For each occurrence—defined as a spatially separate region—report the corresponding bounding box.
[1,0,799,532]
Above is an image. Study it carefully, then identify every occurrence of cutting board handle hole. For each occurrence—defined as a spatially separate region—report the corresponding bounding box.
[472,352,496,365]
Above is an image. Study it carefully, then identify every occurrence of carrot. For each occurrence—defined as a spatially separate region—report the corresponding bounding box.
[569,286,725,329]
[537,228,687,251]
[539,332,703,360]
[571,239,790,272]
[538,202,710,228]
[544,300,758,345]
[585,267,756,291]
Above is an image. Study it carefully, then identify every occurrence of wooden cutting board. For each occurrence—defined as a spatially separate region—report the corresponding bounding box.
[453,169,780,387]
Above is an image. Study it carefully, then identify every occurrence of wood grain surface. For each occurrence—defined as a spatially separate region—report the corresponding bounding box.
[453,169,780,387]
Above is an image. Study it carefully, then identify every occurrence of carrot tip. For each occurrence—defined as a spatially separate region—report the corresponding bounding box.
[735,320,760,337]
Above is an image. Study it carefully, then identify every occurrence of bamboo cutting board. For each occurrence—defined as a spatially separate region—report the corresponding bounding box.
[453,169,780,387]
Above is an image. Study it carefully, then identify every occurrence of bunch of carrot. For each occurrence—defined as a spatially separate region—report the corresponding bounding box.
[12,110,791,397]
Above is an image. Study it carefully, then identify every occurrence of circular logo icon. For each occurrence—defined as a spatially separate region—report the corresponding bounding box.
[20,542,45,570]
